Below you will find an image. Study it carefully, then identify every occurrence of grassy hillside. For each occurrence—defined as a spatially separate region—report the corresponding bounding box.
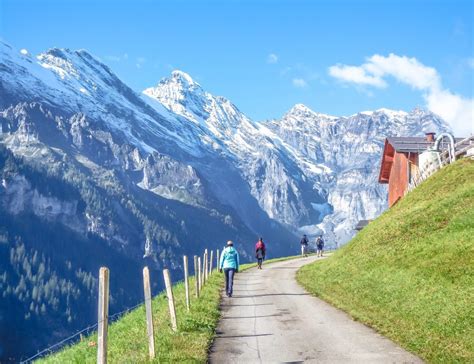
[39,273,224,363]
[297,158,474,363]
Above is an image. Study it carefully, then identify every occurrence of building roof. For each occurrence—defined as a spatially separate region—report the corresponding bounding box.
[386,137,434,153]
[355,219,371,231]
[378,136,467,183]
[386,136,466,153]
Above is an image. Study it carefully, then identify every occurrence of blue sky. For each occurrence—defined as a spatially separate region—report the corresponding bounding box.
[0,0,472,132]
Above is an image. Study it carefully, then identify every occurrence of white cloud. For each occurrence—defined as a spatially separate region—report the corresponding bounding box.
[267,53,278,64]
[328,53,473,136]
[366,54,440,90]
[292,78,307,88]
[20,49,29,55]
[425,89,473,136]
[329,64,387,88]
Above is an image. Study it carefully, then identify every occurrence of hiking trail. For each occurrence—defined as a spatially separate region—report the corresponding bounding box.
[209,256,422,363]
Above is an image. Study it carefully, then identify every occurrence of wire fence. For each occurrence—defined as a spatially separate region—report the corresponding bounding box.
[20,301,144,363]
[19,250,217,363]
[19,247,311,363]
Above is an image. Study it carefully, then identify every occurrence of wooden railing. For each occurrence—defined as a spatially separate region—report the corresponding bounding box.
[407,136,474,192]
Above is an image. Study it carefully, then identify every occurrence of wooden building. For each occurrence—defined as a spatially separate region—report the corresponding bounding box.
[378,133,439,207]
[378,133,469,207]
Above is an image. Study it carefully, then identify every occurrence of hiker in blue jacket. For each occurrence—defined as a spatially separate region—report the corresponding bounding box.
[219,240,240,297]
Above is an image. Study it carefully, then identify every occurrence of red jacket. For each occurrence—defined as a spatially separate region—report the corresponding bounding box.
[255,241,266,253]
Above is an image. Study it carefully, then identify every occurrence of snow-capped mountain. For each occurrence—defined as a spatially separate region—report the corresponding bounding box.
[144,72,329,229]
[265,105,450,244]
[144,71,450,245]
[1,41,448,248]
[0,41,450,361]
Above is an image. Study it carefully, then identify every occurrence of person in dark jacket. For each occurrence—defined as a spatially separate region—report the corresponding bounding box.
[255,237,266,269]
[316,235,325,257]
[219,240,240,297]
[300,234,309,257]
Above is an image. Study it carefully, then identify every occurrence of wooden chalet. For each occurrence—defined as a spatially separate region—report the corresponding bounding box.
[379,133,471,207]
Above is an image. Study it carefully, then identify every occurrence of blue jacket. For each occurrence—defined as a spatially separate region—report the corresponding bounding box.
[219,246,240,270]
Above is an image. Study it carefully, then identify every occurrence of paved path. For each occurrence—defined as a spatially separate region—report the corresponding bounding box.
[209,256,422,363]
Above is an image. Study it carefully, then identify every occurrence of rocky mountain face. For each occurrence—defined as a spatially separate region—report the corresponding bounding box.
[264,105,450,244]
[144,71,329,229]
[144,76,450,246]
[0,41,450,361]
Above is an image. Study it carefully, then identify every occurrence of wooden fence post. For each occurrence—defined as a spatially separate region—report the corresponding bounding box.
[163,269,178,331]
[202,251,207,285]
[205,249,209,280]
[183,256,190,311]
[216,249,220,272]
[209,250,214,275]
[97,267,109,364]
[201,253,206,291]
[142,267,155,359]
[194,255,199,298]
[197,256,202,291]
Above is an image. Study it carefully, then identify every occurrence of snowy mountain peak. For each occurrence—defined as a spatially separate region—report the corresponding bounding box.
[143,70,204,99]
[40,47,74,59]
[37,49,80,79]
[289,103,314,114]
[143,70,208,123]
[144,70,202,96]
[409,106,435,117]
[170,70,200,87]
[284,103,337,121]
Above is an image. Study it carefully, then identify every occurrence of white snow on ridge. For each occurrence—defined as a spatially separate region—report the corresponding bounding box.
[351,108,409,118]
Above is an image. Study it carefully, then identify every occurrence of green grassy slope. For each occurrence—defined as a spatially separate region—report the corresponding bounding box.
[297,158,474,363]
[39,273,224,363]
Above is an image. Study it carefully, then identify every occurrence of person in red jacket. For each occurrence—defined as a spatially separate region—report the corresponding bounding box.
[255,237,266,269]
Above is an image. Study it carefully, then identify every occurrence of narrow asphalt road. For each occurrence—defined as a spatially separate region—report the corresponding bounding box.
[209,256,422,363]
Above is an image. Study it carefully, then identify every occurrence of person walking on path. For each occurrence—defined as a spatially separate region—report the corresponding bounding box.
[316,235,325,257]
[255,237,266,269]
[219,240,240,297]
[300,234,309,257]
